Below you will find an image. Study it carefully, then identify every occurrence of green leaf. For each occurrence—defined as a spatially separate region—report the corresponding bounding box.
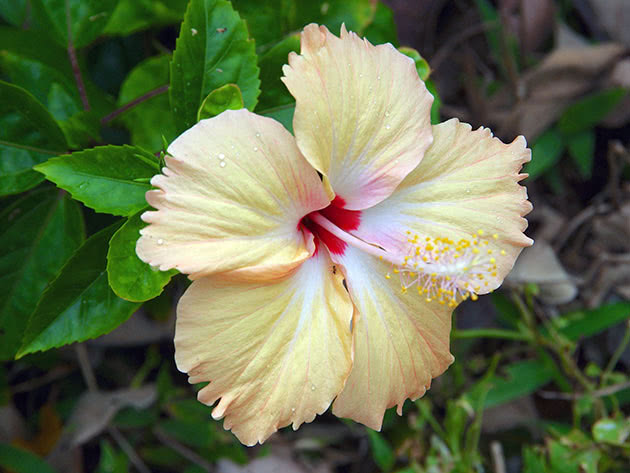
[107,211,177,302]
[256,34,300,111]
[170,0,260,133]
[35,145,159,217]
[0,0,27,26]
[197,83,244,121]
[0,80,67,196]
[566,129,595,179]
[96,440,129,473]
[30,0,119,48]
[104,0,188,36]
[558,88,627,135]
[367,430,396,472]
[117,55,175,152]
[475,359,556,408]
[232,0,375,52]
[592,417,630,445]
[0,189,84,360]
[18,222,141,358]
[426,79,441,125]
[522,447,548,473]
[399,47,431,81]
[362,1,398,46]
[261,103,295,133]
[0,27,114,117]
[0,444,58,473]
[525,127,565,180]
[552,302,630,341]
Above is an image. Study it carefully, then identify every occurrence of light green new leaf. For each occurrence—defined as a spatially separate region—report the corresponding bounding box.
[0,80,67,196]
[525,127,565,180]
[117,55,175,152]
[30,0,119,48]
[0,189,84,360]
[592,417,630,446]
[18,222,141,358]
[35,145,159,217]
[558,87,627,135]
[170,0,260,133]
[107,211,177,302]
[399,47,431,81]
[197,83,244,121]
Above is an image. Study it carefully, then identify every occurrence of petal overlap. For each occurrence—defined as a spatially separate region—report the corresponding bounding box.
[136,109,330,280]
[174,250,354,446]
[282,24,434,210]
[353,118,533,290]
[332,247,454,430]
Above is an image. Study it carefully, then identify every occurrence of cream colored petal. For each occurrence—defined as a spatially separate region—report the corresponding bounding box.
[174,250,353,446]
[353,118,533,292]
[282,24,433,210]
[136,109,329,280]
[332,248,454,430]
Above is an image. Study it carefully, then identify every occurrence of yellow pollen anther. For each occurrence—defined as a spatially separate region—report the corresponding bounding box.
[477,230,484,236]
[500,250,506,256]
[492,233,499,239]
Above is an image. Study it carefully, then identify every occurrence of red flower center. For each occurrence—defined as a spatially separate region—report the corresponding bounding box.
[301,196,361,256]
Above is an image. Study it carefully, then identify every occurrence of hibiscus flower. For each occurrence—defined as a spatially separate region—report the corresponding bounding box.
[136,24,533,446]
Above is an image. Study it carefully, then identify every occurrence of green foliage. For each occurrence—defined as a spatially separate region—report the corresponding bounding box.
[0,80,67,196]
[170,0,260,132]
[557,88,627,135]
[0,190,84,360]
[30,0,119,48]
[107,211,177,302]
[526,128,565,179]
[1,1,629,471]
[117,55,175,152]
[367,429,396,471]
[0,444,58,473]
[197,83,245,120]
[17,222,140,358]
[34,145,159,216]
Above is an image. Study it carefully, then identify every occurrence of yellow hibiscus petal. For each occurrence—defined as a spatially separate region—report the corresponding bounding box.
[332,248,454,430]
[174,250,353,446]
[282,24,434,210]
[353,118,533,292]
[136,109,329,280]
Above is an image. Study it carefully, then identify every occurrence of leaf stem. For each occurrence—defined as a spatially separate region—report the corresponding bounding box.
[0,140,61,155]
[66,0,90,111]
[452,328,531,341]
[101,85,169,125]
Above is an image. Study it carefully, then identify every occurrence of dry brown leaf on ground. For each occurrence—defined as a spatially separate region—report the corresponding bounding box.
[506,241,578,305]
[499,0,555,53]
[589,0,630,47]
[488,41,626,140]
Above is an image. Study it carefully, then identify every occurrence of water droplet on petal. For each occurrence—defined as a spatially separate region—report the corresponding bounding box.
[255,132,261,138]
[218,153,225,160]
[377,75,381,80]
[157,239,164,245]
[385,124,391,130]
[359,73,363,78]
[311,385,316,391]
[465,189,471,194]
[291,407,296,413]
[253,146,258,152]
[220,161,226,168]
[385,111,390,117]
